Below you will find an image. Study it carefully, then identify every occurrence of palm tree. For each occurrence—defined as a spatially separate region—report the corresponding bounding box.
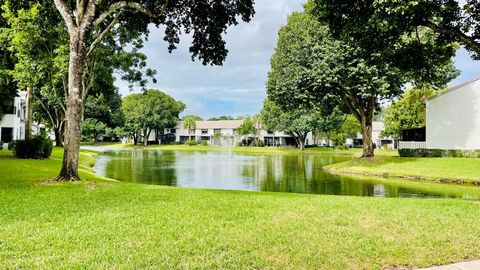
[183,117,197,142]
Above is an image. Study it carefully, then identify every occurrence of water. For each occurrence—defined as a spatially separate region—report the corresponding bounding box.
[91,148,480,199]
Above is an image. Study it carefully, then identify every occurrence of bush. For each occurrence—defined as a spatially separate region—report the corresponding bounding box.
[185,139,197,146]
[399,148,480,158]
[8,141,15,150]
[201,140,209,146]
[0,141,3,150]
[12,133,53,159]
[335,145,349,151]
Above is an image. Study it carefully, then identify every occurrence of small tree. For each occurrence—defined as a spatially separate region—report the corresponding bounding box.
[237,116,256,146]
[82,118,107,143]
[183,116,197,142]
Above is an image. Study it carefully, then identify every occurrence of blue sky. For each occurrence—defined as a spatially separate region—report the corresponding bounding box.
[116,0,480,119]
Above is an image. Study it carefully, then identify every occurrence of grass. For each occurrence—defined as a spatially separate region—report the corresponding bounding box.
[326,154,480,184]
[1,148,480,269]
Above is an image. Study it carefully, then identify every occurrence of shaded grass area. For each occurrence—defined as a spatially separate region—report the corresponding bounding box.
[1,149,480,269]
[326,155,480,184]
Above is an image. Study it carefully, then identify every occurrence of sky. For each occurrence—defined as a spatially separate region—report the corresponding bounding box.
[116,0,480,119]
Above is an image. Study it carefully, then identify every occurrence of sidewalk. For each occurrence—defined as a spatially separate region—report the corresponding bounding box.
[419,260,480,270]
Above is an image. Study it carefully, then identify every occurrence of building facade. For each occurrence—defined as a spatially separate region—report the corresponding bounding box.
[0,91,43,149]
[157,120,315,147]
[426,76,480,150]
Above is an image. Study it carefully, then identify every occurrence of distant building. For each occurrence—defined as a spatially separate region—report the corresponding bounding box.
[0,91,43,149]
[426,76,480,150]
[349,121,393,149]
[149,120,315,147]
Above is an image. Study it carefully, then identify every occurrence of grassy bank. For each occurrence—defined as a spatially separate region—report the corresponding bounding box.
[326,155,480,185]
[1,148,480,269]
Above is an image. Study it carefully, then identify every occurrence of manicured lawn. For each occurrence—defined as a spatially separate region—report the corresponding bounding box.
[1,148,480,269]
[326,154,480,184]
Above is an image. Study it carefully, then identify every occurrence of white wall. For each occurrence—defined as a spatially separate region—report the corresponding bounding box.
[426,78,480,150]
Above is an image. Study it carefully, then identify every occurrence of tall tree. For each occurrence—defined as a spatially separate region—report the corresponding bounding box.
[267,10,457,157]
[52,0,255,181]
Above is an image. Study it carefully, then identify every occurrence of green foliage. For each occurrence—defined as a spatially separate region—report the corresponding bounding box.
[183,116,197,130]
[399,149,480,158]
[237,116,256,136]
[208,116,235,121]
[122,90,185,143]
[11,132,53,159]
[82,118,107,142]
[0,141,3,150]
[382,86,437,139]
[341,115,361,140]
[182,115,203,121]
[314,0,480,60]
[185,140,197,146]
[201,140,209,146]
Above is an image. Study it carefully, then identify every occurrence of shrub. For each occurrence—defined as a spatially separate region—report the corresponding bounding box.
[399,148,480,158]
[0,141,3,150]
[185,139,197,146]
[12,133,53,159]
[8,141,15,150]
[335,145,349,151]
[201,140,209,146]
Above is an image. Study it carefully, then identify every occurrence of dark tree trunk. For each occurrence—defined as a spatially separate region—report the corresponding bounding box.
[54,127,63,147]
[56,34,87,181]
[133,134,138,145]
[360,113,374,157]
[25,87,33,140]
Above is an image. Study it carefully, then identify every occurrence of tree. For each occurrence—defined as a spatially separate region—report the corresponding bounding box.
[261,99,324,150]
[237,115,256,145]
[267,10,457,157]
[315,0,480,60]
[122,90,185,146]
[183,116,197,142]
[382,86,437,139]
[82,118,107,143]
[208,116,235,121]
[341,115,361,141]
[51,0,255,181]
[182,115,203,121]
[313,109,345,146]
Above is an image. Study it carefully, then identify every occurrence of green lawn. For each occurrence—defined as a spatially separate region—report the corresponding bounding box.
[1,148,480,269]
[326,154,480,184]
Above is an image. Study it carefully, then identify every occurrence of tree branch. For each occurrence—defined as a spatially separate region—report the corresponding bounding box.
[93,1,168,27]
[87,15,119,57]
[53,0,77,32]
[421,20,480,56]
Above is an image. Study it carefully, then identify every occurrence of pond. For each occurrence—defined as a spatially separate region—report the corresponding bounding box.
[91,148,480,199]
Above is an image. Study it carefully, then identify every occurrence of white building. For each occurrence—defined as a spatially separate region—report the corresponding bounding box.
[426,76,480,150]
[348,121,392,149]
[0,91,43,149]
[155,120,314,147]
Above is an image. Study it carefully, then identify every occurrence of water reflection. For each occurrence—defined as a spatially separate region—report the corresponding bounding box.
[93,149,480,199]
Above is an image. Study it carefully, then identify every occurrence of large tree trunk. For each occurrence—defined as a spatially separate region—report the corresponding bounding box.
[25,87,33,140]
[360,115,374,157]
[56,35,87,181]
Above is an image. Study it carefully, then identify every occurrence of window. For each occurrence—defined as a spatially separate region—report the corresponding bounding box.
[169,128,176,134]
[201,129,208,134]
[3,99,15,115]
[214,129,221,134]
[189,129,195,134]
[1,127,13,143]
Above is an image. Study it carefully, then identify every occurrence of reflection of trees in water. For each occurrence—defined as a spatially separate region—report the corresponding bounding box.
[105,150,177,186]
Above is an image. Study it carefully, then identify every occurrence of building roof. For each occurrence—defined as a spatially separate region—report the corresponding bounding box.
[173,120,244,129]
[428,75,480,101]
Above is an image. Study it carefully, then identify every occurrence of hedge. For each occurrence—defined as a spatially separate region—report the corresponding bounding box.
[399,148,480,158]
[11,133,53,159]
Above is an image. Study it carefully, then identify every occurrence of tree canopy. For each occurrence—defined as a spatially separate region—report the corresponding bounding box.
[122,89,185,145]
[267,8,458,157]
[382,86,437,139]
